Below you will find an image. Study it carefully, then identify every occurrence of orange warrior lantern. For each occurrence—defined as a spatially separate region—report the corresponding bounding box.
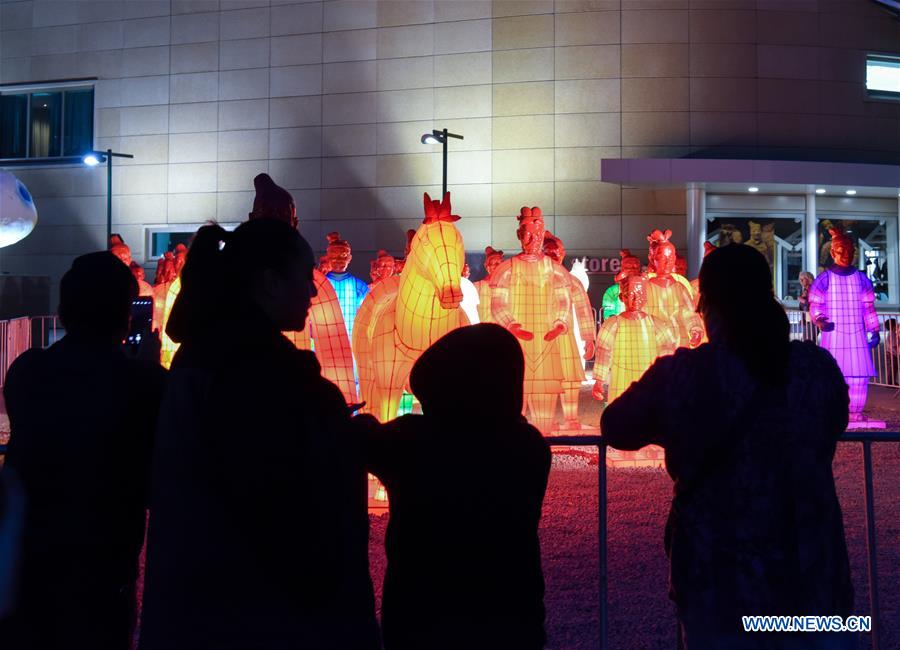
[645,229,703,348]
[474,246,504,323]
[358,192,468,421]
[543,231,596,429]
[369,249,395,287]
[324,232,369,342]
[593,273,676,404]
[491,207,572,434]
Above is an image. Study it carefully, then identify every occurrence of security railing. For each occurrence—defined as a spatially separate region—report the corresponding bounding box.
[0,432,895,649]
[786,308,900,388]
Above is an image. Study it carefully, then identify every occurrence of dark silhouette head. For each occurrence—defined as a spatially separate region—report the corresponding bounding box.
[249,173,297,229]
[698,243,789,382]
[410,323,524,422]
[59,251,137,343]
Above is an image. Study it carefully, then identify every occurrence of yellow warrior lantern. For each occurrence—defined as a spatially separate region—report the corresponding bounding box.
[359,192,469,422]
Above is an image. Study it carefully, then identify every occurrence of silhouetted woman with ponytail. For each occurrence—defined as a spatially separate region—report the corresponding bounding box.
[140,187,379,649]
[601,244,853,649]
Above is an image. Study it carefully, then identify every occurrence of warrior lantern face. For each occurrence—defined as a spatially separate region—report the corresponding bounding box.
[651,242,676,275]
[621,256,641,277]
[484,249,504,276]
[517,212,545,256]
[326,237,352,272]
[830,233,853,268]
[621,275,647,313]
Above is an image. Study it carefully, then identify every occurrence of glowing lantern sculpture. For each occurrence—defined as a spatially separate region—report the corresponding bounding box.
[809,228,883,427]
[369,249,395,287]
[644,229,703,349]
[474,246,504,323]
[0,171,38,248]
[324,232,369,342]
[353,274,402,416]
[159,276,182,369]
[543,232,596,429]
[491,207,572,434]
[601,249,642,320]
[569,257,592,368]
[359,192,468,422]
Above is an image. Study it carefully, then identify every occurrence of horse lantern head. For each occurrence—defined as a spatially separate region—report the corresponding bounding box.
[413,192,464,310]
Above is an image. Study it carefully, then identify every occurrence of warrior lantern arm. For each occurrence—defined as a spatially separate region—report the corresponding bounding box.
[490,263,518,330]
[808,272,830,324]
[862,277,879,334]
[653,316,678,356]
[571,279,597,344]
[593,318,619,384]
[551,265,572,332]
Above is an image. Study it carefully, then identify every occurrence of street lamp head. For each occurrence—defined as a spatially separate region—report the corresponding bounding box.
[83,152,105,166]
[421,133,443,145]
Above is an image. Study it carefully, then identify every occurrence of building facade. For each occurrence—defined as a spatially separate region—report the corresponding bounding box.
[1,0,899,309]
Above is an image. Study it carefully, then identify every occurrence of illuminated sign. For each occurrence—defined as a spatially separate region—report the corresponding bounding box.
[583,257,622,275]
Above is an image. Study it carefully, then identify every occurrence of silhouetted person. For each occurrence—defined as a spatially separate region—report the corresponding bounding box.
[601,244,853,649]
[367,323,551,650]
[139,217,378,648]
[1,252,165,650]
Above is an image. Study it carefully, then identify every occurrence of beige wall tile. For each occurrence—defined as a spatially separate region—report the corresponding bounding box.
[492,182,555,218]
[556,113,621,147]
[323,124,377,156]
[622,213,685,250]
[377,88,434,122]
[377,56,435,90]
[435,85,492,119]
[120,75,170,106]
[377,24,434,58]
[555,79,620,113]
[270,96,322,128]
[220,68,270,100]
[271,64,324,97]
[555,11,620,46]
[493,81,555,116]
[271,2,323,37]
[493,0,554,18]
[118,135,170,165]
[690,9,757,43]
[321,188,377,219]
[621,77,688,111]
[323,92,378,125]
[167,193,217,223]
[324,28,377,62]
[621,43,688,77]
[690,111,757,146]
[493,115,554,149]
[217,160,267,192]
[555,45,620,80]
[119,106,169,135]
[455,214,492,249]
[377,0,436,27]
[622,111,689,146]
[378,121,437,154]
[493,14,554,51]
[555,180,620,215]
[216,191,257,222]
[122,46,170,77]
[435,18,492,55]
[219,38,270,70]
[220,7,269,40]
[446,150,492,184]
[168,162,217,193]
[554,213,621,247]
[324,0,377,32]
[690,43,756,77]
[554,147,615,181]
[171,72,219,104]
[269,127,323,158]
[171,43,219,74]
[221,98,270,130]
[757,45,819,80]
[323,60,376,93]
[271,34,323,67]
[269,158,323,189]
[218,129,269,161]
[622,188,685,215]
[493,48,553,83]
[492,149,554,182]
[690,77,757,112]
[757,78,819,114]
[122,16,170,48]
[434,0,492,22]
[322,155,377,187]
[621,9,688,44]
[169,132,218,163]
[434,51,493,86]
[448,183,493,217]
[172,12,219,44]
[376,153,439,186]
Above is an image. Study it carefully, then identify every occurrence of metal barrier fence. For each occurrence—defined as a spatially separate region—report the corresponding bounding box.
[0,318,32,389]
[786,308,900,389]
[0,432,896,649]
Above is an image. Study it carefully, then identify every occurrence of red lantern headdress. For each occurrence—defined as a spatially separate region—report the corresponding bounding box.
[423,191,460,224]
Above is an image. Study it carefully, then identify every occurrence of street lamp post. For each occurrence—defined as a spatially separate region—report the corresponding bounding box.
[420,128,464,196]
[83,149,134,247]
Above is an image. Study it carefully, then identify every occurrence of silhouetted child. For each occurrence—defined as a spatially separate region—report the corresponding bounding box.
[1,252,165,650]
[367,323,551,650]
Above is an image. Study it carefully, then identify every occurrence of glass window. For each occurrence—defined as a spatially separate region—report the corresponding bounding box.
[0,94,27,158]
[0,85,93,160]
[29,92,62,158]
[866,54,900,100]
[706,216,804,301]
[63,89,94,156]
[818,219,890,302]
[150,231,196,258]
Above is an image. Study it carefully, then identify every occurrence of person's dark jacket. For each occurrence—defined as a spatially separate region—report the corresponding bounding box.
[366,323,551,650]
[1,335,164,650]
[601,341,852,641]
[138,307,378,650]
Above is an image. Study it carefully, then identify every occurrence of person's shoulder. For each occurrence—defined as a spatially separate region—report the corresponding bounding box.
[5,348,46,386]
[788,340,842,376]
